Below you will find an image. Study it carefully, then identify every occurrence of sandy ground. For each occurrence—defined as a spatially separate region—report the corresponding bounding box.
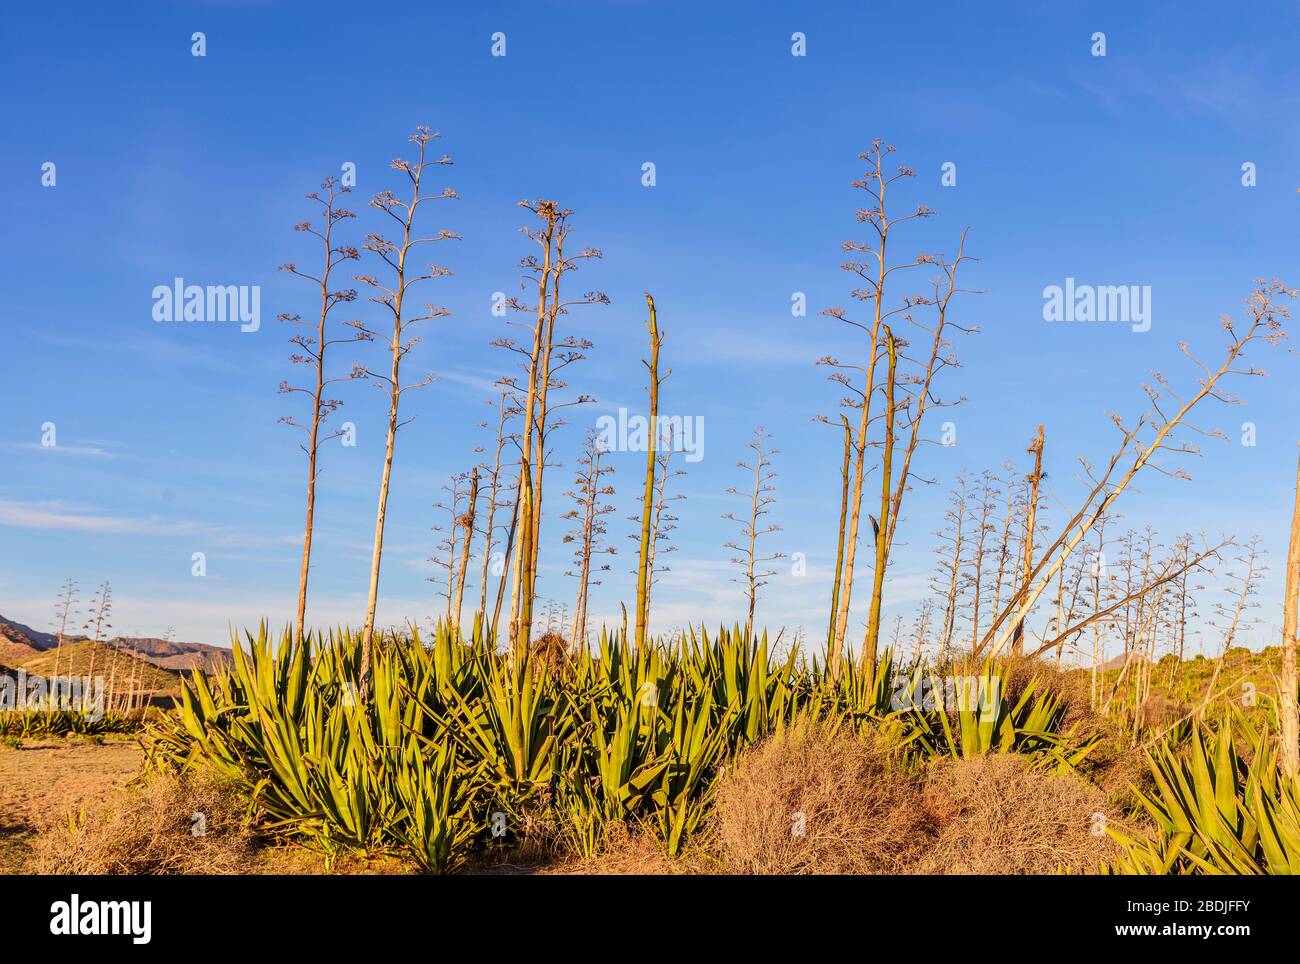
[0,737,669,875]
[0,737,417,874]
[0,736,144,873]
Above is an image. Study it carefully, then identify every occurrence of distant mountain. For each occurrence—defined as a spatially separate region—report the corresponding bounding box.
[0,615,230,673]
[1099,652,1152,672]
[0,616,57,649]
[111,636,231,672]
[0,618,51,666]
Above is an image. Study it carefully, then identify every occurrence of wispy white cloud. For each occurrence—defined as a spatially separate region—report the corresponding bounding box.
[678,329,818,369]
[7,442,117,458]
[0,498,297,549]
[437,368,508,396]
[1075,50,1288,127]
[0,499,213,535]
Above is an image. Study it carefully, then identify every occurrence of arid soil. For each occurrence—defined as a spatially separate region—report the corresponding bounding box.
[0,727,1120,875]
[0,736,143,872]
[0,737,411,874]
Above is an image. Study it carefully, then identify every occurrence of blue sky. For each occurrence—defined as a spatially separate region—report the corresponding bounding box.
[2,0,1299,659]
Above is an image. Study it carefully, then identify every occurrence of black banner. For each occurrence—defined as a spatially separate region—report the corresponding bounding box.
[0,872,1279,950]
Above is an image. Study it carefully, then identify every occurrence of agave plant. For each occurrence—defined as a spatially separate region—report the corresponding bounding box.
[652,687,738,856]
[681,626,798,745]
[145,623,1112,871]
[147,625,484,871]
[555,699,665,858]
[415,649,569,808]
[391,739,480,873]
[879,661,1094,771]
[0,710,140,737]
[1108,713,1300,874]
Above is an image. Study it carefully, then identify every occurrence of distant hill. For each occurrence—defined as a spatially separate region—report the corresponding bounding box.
[15,641,182,696]
[0,639,39,667]
[111,636,231,672]
[1099,653,1150,672]
[0,618,52,665]
[0,616,57,649]
[0,615,229,672]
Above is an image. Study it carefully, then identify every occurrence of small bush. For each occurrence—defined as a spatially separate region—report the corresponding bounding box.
[917,754,1115,874]
[714,720,929,874]
[30,769,254,875]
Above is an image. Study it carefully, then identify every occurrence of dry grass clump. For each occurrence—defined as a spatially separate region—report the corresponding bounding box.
[1089,741,1156,802]
[1134,694,1190,730]
[999,655,1094,728]
[714,720,1121,875]
[917,754,1116,874]
[714,720,929,874]
[539,822,718,875]
[247,845,418,875]
[30,768,254,874]
[529,631,571,672]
